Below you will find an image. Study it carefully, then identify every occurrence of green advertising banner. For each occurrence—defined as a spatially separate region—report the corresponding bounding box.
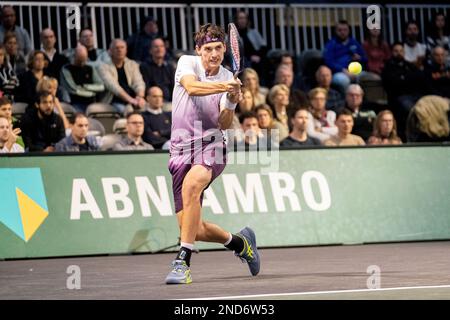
[1,146,450,259]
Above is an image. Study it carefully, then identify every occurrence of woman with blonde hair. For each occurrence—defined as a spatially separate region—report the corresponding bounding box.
[241,68,267,107]
[36,76,70,130]
[254,104,278,144]
[406,95,450,142]
[368,110,402,145]
[268,83,290,141]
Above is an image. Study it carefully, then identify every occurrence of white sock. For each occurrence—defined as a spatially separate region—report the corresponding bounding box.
[180,242,194,250]
[223,232,233,246]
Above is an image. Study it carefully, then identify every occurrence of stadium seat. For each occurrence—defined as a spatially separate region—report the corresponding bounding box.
[359,78,388,105]
[12,102,28,119]
[87,118,106,137]
[86,103,121,134]
[100,133,122,151]
[112,118,127,135]
[59,102,77,122]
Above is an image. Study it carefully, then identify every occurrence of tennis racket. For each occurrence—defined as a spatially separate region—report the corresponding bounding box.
[228,22,242,78]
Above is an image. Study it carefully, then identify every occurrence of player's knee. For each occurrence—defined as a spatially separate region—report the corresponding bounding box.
[182,180,204,199]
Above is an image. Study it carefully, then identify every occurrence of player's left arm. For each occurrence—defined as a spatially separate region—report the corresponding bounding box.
[218,92,242,130]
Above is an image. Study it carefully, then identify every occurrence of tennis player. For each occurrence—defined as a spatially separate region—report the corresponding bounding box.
[165,23,260,284]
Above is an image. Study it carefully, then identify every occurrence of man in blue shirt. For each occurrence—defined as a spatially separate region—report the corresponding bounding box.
[323,20,367,95]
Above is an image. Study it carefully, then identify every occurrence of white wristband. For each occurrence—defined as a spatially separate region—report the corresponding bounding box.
[221,93,237,110]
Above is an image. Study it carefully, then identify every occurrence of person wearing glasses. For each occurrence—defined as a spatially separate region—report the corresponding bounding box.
[113,112,154,151]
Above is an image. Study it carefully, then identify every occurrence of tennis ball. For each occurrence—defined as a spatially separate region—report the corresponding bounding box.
[348,61,362,75]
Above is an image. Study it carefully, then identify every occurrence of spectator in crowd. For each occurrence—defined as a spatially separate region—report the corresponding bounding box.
[237,87,255,114]
[424,46,450,98]
[323,20,368,95]
[241,68,267,107]
[98,39,146,114]
[268,84,290,141]
[306,87,338,143]
[281,108,321,147]
[315,65,345,112]
[382,42,428,134]
[65,28,109,66]
[274,64,308,109]
[140,37,175,102]
[20,90,65,152]
[3,32,26,75]
[367,110,402,145]
[126,16,160,63]
[403,20,427,69]
[234,10,267,74]
[15,50,46,106]
[0,96,23,147]
[36,76,71,130]
[40,28,69,79]
[426,12,450,57]
[0,116,23,153]
[344,84,377,141]
[55,113,100,152]
[254,104,278,144]
[406,95,450,143]
[324,108,365,146]
[60,44,105,112]
[113,111,154,151]
[141,86,171,149]
[0,44,19,101]
[0,6,32,56]
[363,28,391,76]
[234,111,270,151]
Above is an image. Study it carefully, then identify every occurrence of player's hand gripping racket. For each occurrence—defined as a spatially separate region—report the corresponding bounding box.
[228,22,242,79]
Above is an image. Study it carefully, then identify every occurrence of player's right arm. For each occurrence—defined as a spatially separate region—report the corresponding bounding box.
[180,75,240,97]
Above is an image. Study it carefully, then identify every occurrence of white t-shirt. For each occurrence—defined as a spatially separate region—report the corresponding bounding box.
[404,42,426,64]
[0,143,24,153]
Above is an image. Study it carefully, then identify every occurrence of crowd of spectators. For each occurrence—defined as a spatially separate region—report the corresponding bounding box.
[0,5,449,154]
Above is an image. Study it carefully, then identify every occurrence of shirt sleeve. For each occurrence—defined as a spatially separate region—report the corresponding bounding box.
[175,55,197,84]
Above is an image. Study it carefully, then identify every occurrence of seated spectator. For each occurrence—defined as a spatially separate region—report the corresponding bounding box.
[382,42,428,134]
[55,113,99,152]
[3,31,26,75]
[424,46,450,98]
[234,10,267,74]
[268,84,290,141]
[98,39,146,114]
[315,65,345,112]
[0,116,23,153]
[363,28,391,76]
[20,90,65,152]
[0,43,19,101]
[36,76,71,130]
[403,20,427,69]
[281,108,321,147]
[255,104,278,145]
[0,96,23,147]
[15,50,46,106]
[367,110,402,145]
[113,112,154,151]
[323,20,368,95]
[274,64,308,109]
[406,95,450,143]
[241,67,267,107]
[0,6,32,56]
[324,108,365,146]
[140,37,175,102]
[126,16,160,63]
[306,87,338,143]
[344,84,377,141]
[426,12,450,59]
[40,28,69,79]
[64,28,109,67]
[234,111,270,151]
[60,44,105,112]
[141,86,171,149]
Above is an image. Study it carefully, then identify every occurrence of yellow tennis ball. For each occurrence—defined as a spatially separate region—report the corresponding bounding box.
[348,61,362,75]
